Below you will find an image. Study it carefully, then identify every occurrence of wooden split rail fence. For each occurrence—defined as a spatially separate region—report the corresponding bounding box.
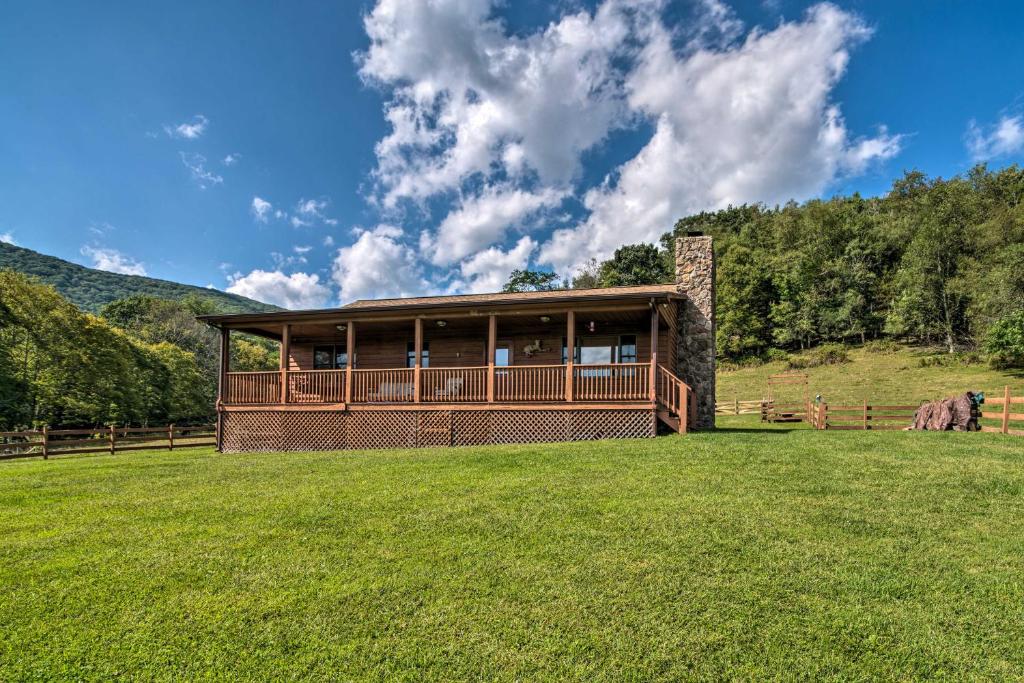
[716,398,765,415]
[809,401,919,430]
[0,424,216,462]
[980,386,1024,436]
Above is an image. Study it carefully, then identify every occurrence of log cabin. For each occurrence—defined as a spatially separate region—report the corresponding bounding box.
[199,236,715,452]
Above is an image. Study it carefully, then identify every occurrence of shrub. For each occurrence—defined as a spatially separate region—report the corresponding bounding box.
[765,348,790,363]
[787,343,850,369]
[917,352,983,368]
[863,339,901,354]
[985,310,1024,369]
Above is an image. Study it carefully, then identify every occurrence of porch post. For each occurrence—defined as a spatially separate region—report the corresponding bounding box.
[218,327,229,405]
[280,323,291,404]
[414,317,423,403]
[345,322,354,404]
[486,314,497,403]
[565,310,575,402]
[649,303,658,403]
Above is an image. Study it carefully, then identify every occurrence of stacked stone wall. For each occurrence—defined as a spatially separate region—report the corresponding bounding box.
[675,236,716,429]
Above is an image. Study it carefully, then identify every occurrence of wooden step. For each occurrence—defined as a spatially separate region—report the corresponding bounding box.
[656,409,680,433]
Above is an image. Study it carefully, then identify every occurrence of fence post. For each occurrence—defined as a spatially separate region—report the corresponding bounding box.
[42,425,48,460]
[863,399,868,431]
[820,403,827,430]
[109,425,116,454]
[168,423,175,451]
[1003,385,1011,435]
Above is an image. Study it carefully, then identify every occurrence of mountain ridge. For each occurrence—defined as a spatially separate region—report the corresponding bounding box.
[0,241,280,314]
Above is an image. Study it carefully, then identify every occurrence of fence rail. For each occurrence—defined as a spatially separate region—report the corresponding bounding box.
[810,401,919,431]
[980,386,1024,436]
[0,424,216,462]
[716,398,765,415]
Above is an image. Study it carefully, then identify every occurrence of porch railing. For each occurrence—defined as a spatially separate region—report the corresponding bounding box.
[420,367,487,402]
[574,363,649,401]
[289,370,346,404]
[494,365,566,402]
[225,371,280,404]
[222,363,658,405]
[350,368,415,403]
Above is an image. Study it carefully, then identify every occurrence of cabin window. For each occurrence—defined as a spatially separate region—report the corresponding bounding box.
[562,338,617,364]
[618,335,637,363]
[313,345,347,370]
[406,341,429,368]
[495,344,510,367]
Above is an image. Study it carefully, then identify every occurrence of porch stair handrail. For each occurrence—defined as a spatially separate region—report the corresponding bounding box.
[655,365,693,433]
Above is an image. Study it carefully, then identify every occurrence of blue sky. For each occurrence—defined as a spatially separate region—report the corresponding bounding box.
[2,0,1023,308]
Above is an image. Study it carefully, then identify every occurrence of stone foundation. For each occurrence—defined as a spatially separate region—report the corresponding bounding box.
[675,236,716,429]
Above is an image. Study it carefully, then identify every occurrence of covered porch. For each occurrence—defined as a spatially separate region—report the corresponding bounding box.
[207,291,690,429]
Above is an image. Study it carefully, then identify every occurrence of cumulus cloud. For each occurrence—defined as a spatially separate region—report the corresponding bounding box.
[222,153,241,166]
[80,246,147,276]
[540,3,903,271]
[358,0,636,207]
[423,185,566,265]
[251,196,273,222]
[164,114,208,139]
[456,236,537,293]
[966,114,1024,160]
[331,225,428,302]
[0,231,15,245]
[226,270,332,309]
[180,153,223,189]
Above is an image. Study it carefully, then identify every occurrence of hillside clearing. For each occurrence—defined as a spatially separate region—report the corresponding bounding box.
[717,345,1024,405]
[2,432,1023,680]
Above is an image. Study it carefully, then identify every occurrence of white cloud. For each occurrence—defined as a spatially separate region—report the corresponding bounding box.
[540,3,902,271]
[966,114,1024,160]
[180,153,223,189]
[358,0,636,207]
[457,236,537,293]
[251,196,273,222]
[80,246,147,276]
[293,245,313,254]
[323,235,335,247]
[331,225,428,302]
[222,153,241,166]
[0,231,16,245]
[226,270,331,309]
[423,185,566,265]
[164,115,208,140]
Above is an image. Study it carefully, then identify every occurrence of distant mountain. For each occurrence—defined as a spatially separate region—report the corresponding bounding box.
[0,241,280,314]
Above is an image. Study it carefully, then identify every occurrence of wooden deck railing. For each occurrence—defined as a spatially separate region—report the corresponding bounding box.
[289,370,346,404]
[420,367,487,402]
[655,365,693,431]
[494,365,566,402]
[225,371,281,404]
[350,368,415,403]
[574,363,649,401]
[223,363,663,405]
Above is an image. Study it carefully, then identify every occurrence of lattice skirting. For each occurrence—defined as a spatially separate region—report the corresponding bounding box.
[220,409,655,453]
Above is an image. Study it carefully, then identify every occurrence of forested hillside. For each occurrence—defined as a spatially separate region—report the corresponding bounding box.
[565,164,1024,367]
[0,241,279,314]
[0,272,278,430]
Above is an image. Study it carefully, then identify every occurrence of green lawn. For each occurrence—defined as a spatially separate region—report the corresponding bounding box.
[2,431,1023,680]
[717,345,1024,406]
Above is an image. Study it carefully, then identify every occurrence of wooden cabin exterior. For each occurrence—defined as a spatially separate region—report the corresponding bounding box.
[199,284,698,452]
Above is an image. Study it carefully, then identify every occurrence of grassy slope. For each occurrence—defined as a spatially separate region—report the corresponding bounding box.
[2,433,1023,680]
[0,241,280,314]
[717,345,1024,405]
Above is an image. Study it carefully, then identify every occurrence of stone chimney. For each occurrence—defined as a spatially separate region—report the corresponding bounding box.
[675,236,716,429]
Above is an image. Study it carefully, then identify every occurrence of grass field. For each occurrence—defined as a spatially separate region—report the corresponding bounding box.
[2,429,1023,680]
[717,345,1024,406]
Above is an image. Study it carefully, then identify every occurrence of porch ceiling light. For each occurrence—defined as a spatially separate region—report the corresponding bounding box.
[436,320,447,327]
[539,315,551,323]
[335,324,347,331]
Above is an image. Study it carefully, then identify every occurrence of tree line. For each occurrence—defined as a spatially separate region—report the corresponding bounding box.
[0,271,277,431]
[507,164,1024,367]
